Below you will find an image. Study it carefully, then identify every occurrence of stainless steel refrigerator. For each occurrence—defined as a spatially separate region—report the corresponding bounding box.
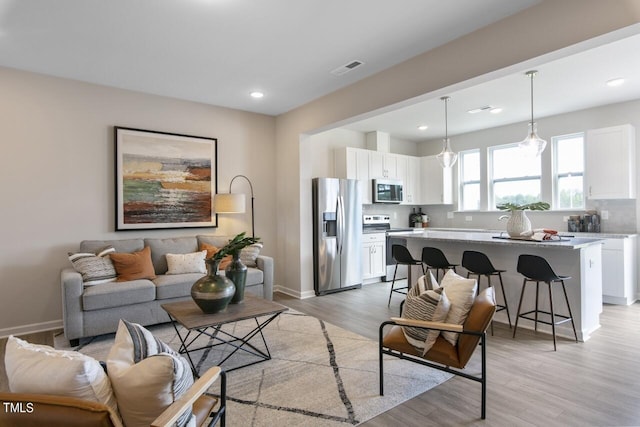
[312,178,362,295]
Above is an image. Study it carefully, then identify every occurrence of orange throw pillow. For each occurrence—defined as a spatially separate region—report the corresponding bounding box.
[109,246,157,282]
[199,243,233,270]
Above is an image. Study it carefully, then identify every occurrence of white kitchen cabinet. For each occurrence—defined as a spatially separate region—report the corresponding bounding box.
[362,233,386,281]
[601,236,637,305]
[335,147,372,204]
[420,155,453,204]
[585,124,636,199]
[397,155,420,204]
[369,151,398,179]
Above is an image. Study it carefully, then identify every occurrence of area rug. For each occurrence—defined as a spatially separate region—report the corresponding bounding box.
[58,311,452,426]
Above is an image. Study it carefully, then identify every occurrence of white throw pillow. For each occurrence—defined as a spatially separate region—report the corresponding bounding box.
[107,320,195,427]
[165,250,207,274]
[4,336,122,427]
[440,269,478,346]
[240,243,263,267]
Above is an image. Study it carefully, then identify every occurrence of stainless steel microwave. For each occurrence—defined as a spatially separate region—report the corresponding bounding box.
[372,179,403,203]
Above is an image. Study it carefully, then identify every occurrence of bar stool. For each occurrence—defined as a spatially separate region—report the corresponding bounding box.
[421,247,458,281]
[513,254,578,350]
[462,250,512,334]
[388,244,425,306]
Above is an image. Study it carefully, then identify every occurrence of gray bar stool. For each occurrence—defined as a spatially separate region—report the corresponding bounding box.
[462,250,512,334]
[513,254,578,350]
[388,244,425,306]
[421,247,458,281]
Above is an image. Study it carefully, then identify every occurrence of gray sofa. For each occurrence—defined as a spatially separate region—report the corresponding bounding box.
[62,235,274,345]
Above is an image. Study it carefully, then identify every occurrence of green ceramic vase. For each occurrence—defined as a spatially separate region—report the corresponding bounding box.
[226,252,248,304]
[191,259,235,313]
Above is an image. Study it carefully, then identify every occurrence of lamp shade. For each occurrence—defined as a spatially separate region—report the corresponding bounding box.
[214,193,246,213]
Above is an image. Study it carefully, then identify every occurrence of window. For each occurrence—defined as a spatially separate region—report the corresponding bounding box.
[459,149,480,210]
[490,143,541,209]
[554,133,584,209]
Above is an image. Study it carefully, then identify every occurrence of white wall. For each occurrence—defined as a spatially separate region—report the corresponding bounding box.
[0,67,276,336]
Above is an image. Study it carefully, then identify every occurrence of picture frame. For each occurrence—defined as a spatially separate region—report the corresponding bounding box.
[115,127,218,230]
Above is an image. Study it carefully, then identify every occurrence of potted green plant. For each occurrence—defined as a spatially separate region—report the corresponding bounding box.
[497,201,550,237]
[191,232,261,313]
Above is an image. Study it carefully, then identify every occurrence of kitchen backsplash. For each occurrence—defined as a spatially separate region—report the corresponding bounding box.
[363,199,637,234]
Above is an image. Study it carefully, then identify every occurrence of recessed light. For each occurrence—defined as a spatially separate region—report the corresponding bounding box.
[417,125,428,131]
[467,105,493,114]
[606,78,625,87]
[489,107,503,114]
[250,91,264,98]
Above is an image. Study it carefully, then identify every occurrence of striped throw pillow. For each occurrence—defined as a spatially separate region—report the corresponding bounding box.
[107,320,194,427]
[240,243,263,267]
[402,283,451,355]
[68,246,117,286]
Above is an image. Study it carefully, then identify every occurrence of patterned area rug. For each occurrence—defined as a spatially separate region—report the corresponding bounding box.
[59,311,452,426]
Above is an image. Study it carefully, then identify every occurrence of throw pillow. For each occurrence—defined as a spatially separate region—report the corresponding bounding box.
[401,281,451,355]
[240,243,263,267]
[107,319,195,427]
[440,269,478,346]
[199,243,232,270]
[166,250,207,275]
[68,245,117,285]
[109,246,157,282]
[4,336,122,427]
[416,271,439,291]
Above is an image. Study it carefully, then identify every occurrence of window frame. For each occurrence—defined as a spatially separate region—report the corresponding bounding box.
[552,132,585,210]
[458,148,481,211]
[488,142,542,210]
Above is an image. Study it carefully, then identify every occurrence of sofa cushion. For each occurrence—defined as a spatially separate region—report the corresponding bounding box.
[153,273,204,300]
[68,246,117,286]
[80,238,144,254]
[244,267,264,286]
[82,279,156,311]
[145,237,198,274]
[4,336,122,427]
[166,250,207,275]
[110,246,157,282]
[196,235,231,249]
[107,320,194,427]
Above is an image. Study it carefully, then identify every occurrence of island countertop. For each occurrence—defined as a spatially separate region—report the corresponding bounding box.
[394,229,604,249]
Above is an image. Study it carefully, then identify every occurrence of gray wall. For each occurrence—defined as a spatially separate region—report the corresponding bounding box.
[0,66,277,336]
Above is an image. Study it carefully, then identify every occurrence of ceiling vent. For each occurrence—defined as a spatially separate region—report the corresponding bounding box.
[330,60,364,76]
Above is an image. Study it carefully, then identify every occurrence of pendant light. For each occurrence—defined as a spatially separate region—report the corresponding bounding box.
[436,96,457,168]
[518,70,547,157]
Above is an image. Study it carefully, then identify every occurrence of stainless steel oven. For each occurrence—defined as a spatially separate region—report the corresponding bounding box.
[363,214,419,282]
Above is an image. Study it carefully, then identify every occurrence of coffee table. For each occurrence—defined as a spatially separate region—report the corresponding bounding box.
[162,294,288,375]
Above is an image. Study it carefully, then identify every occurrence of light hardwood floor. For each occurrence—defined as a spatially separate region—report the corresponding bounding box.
[275,281,640,427]
[2,281,638,426]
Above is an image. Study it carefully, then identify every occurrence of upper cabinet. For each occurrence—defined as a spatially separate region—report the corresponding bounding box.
[335,148,451,205]
[420,155,453,204]
[585,124,636,199]
[335,147,372,204]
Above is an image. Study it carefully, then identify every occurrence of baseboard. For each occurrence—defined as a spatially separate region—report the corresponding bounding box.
[0,319,63,339]
[274,285,316,299]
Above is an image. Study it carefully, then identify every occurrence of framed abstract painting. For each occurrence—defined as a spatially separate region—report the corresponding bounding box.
[115,127,218,230]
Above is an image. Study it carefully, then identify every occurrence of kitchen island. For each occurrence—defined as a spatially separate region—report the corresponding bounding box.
[397,230,604,342]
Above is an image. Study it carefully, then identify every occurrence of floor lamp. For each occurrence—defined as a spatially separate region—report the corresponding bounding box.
[214,174,255,237]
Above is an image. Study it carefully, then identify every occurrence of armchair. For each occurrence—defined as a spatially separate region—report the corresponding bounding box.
[379,287,496,419]
[0,367,226,427]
